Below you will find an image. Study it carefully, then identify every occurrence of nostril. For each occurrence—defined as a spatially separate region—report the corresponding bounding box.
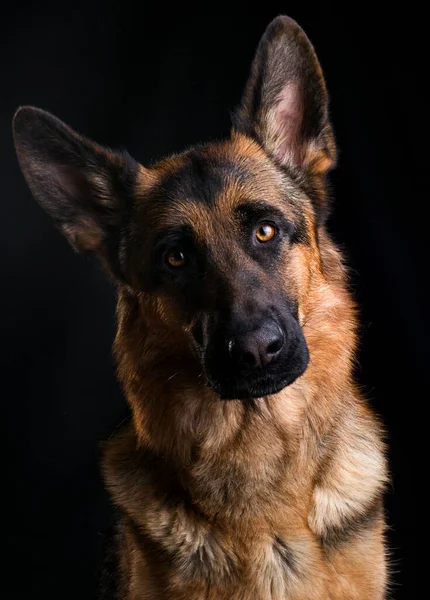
[267,336,283,355]
[192,321,204,347]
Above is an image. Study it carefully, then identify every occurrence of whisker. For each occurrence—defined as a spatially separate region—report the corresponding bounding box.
[168,370,183,381]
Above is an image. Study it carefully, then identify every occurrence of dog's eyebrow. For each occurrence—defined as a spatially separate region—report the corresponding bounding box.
[235,201,288,224]
[153,224,196,251]
[235,200,309,243]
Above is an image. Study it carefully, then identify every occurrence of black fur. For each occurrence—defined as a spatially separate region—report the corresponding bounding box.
[273,536,299,575]
[152,149,252,207]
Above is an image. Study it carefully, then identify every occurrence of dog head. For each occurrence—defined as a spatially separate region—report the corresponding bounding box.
[13,16,336,400]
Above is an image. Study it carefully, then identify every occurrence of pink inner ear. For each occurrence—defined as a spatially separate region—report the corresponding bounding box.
[61,218,104,252]
[54,163,92,200]
[267,81,304,166]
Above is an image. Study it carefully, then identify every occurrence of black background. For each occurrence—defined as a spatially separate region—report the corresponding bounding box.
[2,2,420,598]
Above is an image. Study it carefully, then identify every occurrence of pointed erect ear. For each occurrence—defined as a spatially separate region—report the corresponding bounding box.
[13,106,140,281]
[233,16,336,177]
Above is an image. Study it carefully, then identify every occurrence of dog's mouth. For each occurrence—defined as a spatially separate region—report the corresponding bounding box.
[203,340,310,400]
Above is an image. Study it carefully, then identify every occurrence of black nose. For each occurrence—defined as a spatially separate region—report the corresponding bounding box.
[228,321,285,369]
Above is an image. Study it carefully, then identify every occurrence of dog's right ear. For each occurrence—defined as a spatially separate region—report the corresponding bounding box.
[13,106,140,281]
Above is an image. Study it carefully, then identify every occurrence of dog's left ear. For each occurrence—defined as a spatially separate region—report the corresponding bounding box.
[233,16,336,182]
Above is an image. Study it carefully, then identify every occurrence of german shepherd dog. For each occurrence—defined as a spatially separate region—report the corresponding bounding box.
[13,15,388,600]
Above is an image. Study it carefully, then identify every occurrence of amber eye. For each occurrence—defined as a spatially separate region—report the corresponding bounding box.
[255,223,277,243]
[167,249,187,268]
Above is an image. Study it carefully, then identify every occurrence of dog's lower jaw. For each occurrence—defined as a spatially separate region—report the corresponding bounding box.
[201,340,310,401]
[210,376,302,401]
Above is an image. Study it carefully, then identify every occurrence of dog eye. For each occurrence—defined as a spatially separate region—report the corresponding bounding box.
[255,223,277,243]
[166,249,187,268]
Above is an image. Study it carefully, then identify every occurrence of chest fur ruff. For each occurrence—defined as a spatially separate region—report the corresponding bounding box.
[102,419,387,600]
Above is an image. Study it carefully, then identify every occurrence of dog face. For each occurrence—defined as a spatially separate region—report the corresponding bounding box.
[127,139,314,399]
[13,16,336,400]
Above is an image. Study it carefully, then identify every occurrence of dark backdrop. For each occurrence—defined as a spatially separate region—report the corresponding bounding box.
[2,2,420,598]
